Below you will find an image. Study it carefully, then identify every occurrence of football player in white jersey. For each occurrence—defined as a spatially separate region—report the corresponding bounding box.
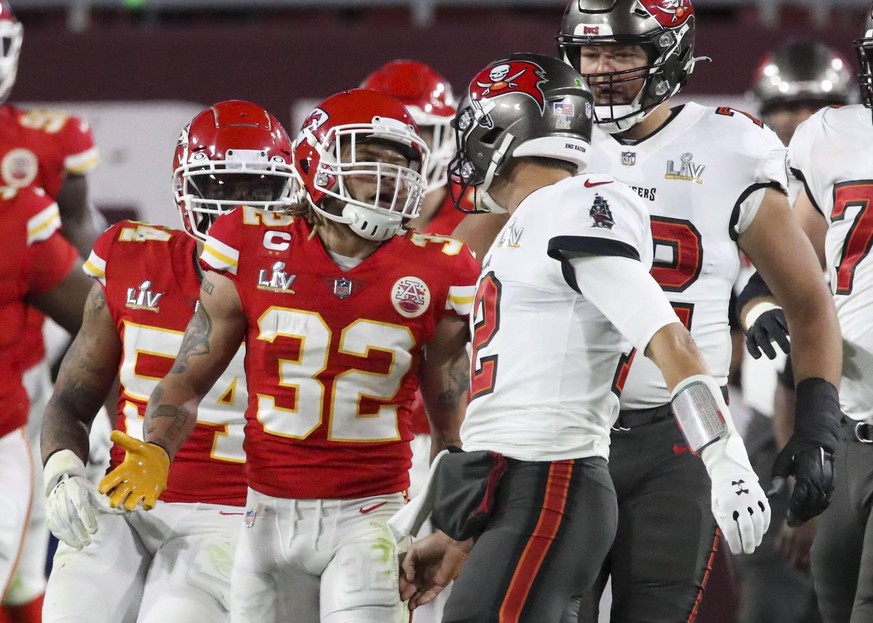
[752,13,873,621]
[544,2,843,622]
[735,39,855,623]
[39,101,297,623]
[396,52,769,623]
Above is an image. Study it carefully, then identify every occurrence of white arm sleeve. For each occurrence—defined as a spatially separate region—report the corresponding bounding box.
[569,254,681,353]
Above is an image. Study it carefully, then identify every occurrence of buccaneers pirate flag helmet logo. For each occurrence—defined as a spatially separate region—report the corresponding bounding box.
[470,60,547,113]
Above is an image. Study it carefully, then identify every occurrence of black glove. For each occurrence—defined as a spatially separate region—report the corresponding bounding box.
[770,378,840,527]
[746,307,790,360]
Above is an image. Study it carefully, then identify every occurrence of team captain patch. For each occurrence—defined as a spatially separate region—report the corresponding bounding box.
[391,276,431,318]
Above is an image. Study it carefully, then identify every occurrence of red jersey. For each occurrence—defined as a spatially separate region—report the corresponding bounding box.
[408,182,475,434]
[83,221,247,506]
[201,207,479,499]
[0,188,77,437]
[0,105,100,370]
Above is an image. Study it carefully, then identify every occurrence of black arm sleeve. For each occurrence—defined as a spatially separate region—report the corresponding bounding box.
[735,271,774,322]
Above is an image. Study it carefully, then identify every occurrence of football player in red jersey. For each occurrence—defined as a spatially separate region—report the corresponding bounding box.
[39,100,296,623]
[362,59,465,236]
[0,4,103,620]
[0,186,90,623]
[361,58,470,623]
[100,88,479,622]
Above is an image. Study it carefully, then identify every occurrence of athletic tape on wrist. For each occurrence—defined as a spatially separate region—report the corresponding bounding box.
[744,301,781,333]
[670,374,730,453]
[43,449,86,496]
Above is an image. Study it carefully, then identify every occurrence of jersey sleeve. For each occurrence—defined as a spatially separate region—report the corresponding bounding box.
[57,113,100,175]
[570,254,680,353]
[444,242,479,318]
[20,189,78,295]
[786,109,825,214]
[83,221,126,287]
[546,176,652,267]
[731,118,789,236]
[200,209,242,278]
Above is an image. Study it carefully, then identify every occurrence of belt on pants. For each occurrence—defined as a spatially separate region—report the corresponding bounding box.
[613,404,674,430]
[614,386,729,431]
[845,418,873,443]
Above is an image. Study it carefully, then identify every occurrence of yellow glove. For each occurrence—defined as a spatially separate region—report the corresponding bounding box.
[98,431,170,511]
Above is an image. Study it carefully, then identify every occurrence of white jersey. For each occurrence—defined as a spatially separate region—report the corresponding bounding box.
[789,105,873,424]
[461,174,677,462]
[589,102,788,409]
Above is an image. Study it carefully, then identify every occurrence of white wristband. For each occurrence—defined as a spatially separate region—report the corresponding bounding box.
[43,449,86,497]
[744,301,781,332]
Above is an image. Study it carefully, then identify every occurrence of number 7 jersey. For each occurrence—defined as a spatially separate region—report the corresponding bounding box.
[201,208,480,500]
[588,102,788,409]
[789,105,873,423]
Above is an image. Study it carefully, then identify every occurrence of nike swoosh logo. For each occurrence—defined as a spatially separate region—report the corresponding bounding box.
[672,443,691,455]
[218,511,245,516]
[359,502,388,515]
[584,179,613,188]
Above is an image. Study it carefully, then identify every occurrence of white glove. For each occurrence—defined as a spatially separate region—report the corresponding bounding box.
[701,434,771,555]
[44,449,101,549]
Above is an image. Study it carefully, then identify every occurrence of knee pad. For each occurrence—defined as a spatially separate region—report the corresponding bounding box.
[325,525,400,613]
[185,533,235,612]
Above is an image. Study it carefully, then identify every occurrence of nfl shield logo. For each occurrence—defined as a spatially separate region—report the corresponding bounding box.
[244,510,256,528]
[333,277,353,299]
[621,151,636,166]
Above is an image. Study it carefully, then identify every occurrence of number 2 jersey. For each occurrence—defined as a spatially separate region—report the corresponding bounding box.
[0,188,77,438]
[588,102,788,409]
[84,221,247,506]
[789,105,873,423]
[461,174,677,462]
[201,208,480,500]
[0,105,100,371]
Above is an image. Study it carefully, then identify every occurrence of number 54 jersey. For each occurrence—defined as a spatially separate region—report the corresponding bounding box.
[201,208,480,500]
[789,105,873,423]
[589,102,789,409]
[84,221,248,506]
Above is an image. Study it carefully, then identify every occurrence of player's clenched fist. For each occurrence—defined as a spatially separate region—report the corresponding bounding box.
[98,431,170,511]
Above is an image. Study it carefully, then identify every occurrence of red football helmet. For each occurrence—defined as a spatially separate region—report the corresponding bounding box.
[0,1,22,103]
[293,88,430,242]
[173,100,295,241]
[361,60,456,193]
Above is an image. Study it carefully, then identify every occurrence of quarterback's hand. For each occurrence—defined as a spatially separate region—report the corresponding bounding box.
[701,434,771,555]
[98,431,170,511]
[399,531,472,609]
[44,450,101,549]
[710,474,770,555]
[745,306,790,360]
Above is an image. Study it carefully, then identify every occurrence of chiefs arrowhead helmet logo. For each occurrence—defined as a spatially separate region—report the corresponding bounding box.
[301,108,329,134]
[470,60,547,113]
[641,0,694,27]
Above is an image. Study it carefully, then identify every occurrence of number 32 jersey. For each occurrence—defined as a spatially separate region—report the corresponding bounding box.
[589,102,788,409]
[201,208,480,500]
[789,105,873,423]
[84,221,248,506]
